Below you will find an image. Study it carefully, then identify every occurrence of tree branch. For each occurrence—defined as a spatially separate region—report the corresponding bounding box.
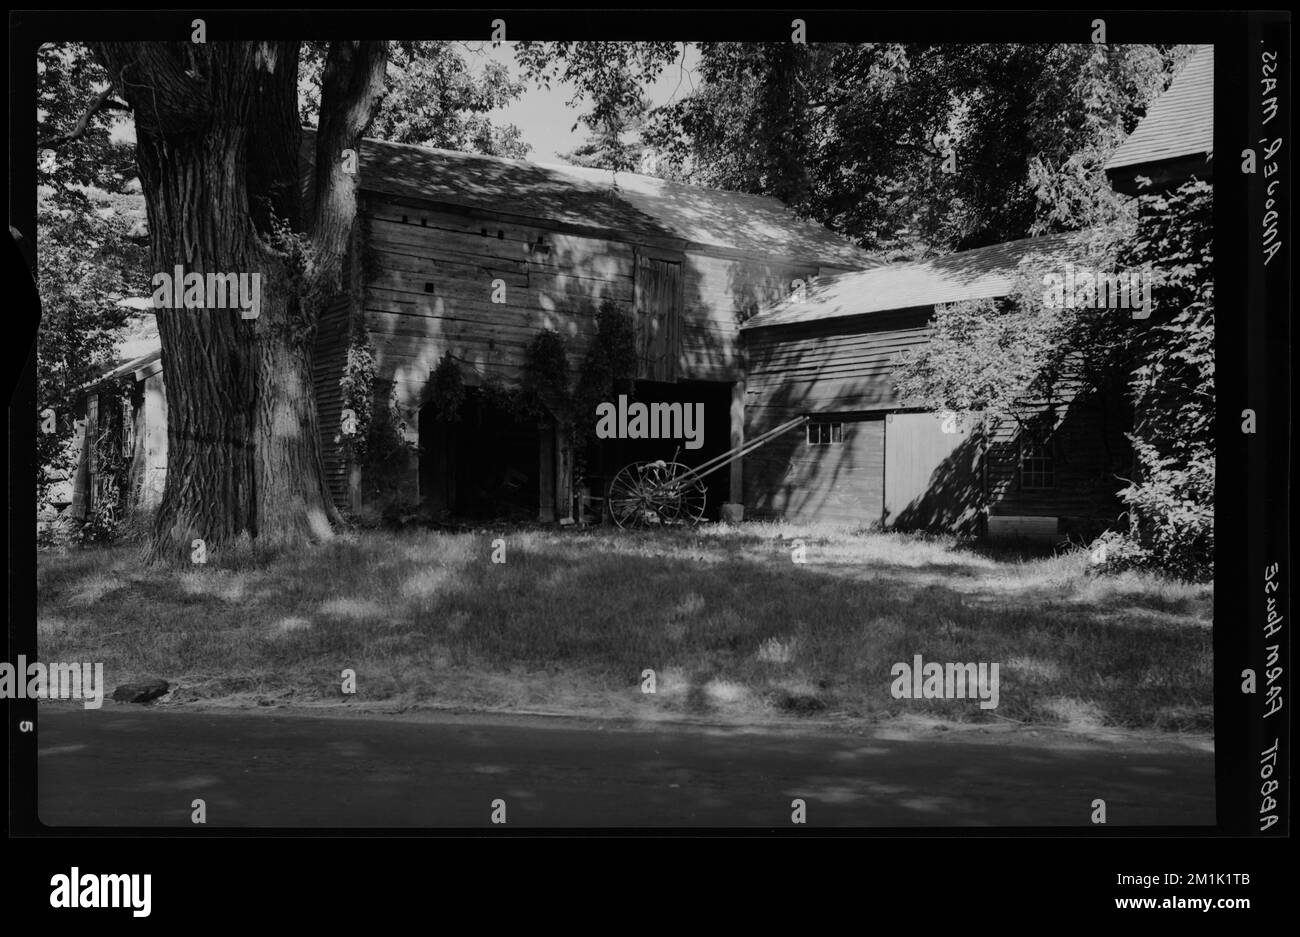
[92,42,213,137]
[308,41,389,296]
[37,85,130,149]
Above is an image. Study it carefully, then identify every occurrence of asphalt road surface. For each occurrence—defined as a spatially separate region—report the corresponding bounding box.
[36,706,1215,828]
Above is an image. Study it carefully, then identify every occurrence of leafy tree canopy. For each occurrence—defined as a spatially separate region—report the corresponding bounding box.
[299,41,530,157]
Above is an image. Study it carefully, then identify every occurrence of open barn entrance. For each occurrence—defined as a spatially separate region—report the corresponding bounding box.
[580,379,733,523]
[419,388,540,522]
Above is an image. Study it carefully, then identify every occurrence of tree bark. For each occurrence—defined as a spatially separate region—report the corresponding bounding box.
[93,40,388,562]
[252,41,387,544]
[95,42,262,562]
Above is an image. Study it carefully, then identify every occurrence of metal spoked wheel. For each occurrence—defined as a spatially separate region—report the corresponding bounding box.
[607,460,708,529]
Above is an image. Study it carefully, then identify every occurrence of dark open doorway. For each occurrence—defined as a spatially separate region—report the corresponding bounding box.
[419,388,540,522]
[581,379,734,522]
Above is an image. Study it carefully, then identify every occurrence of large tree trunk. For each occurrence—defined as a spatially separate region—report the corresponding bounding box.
[252,265,339,545]
[95,42,263,562]
[94,40,388,562]
[252,41,387,544]
[245,41,343,544]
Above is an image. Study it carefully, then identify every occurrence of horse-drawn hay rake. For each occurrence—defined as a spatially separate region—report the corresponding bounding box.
[606,414,809,529]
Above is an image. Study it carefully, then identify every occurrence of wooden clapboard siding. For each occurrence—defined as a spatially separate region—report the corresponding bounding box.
[680,253,819,380]
[361,198,632,407]
[743,306,1129,534]
[986,386,1132,528]
[359,196,848,399]
[744,409,885,526]
[744,308,932,414]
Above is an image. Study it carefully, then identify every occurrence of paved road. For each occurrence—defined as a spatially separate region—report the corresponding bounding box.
[37,706,1214,828]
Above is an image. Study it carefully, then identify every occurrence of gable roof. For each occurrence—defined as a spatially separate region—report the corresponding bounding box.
[82,345,162,392]
[1106,45,1213,173]
[81,307,162,393]
[741,232,1086,330]
[302,129,875,268]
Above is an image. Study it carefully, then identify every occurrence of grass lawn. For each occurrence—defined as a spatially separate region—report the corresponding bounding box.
[36,523,1213,732]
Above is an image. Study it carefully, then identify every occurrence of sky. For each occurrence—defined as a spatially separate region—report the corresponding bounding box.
[105,42,703,164]
[475,41,701,164]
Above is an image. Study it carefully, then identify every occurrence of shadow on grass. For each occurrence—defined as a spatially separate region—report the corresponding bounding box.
[37,526,1213,732]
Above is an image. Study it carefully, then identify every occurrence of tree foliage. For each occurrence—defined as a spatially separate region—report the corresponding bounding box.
[35,44,147,512]
[1099,180,1214,581]
[558,94,653,172]
[893,182,1213,580]
[643,43,1186,255]
[300,41,529,157]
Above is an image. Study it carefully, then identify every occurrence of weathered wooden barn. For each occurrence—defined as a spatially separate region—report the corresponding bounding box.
[738,44,1213,539]
[739,233,1134,538]
[65,44,1210,540]
[66,132,877,525]
[302,131,878,523]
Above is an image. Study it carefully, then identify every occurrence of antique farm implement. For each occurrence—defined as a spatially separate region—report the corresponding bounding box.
[606,414,809,529]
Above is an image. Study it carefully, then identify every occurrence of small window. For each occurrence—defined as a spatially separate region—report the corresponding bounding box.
[1020,427,1055,490]
[807,422,843,446]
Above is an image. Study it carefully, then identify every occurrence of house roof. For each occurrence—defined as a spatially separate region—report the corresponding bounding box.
[1106,45,1213,173]
[82,345,162,392]
[302,129,876,268]
[741,232,1087,330]
[81,309,162,392]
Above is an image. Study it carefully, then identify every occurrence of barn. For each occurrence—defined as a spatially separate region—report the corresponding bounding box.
[738,43,1213,540]
[739,233,1133,539]
[311,132,877,523]
[65,132,876,526]
[64,45,1210,540]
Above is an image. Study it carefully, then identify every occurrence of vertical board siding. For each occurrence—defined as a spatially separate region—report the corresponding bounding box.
[883,411,982,533]
[633,254,682,381]
[681,254,819,380]
[313,291,352,510]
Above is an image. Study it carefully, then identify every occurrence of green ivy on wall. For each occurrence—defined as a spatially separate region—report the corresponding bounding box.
[572,301,638,449]
[428,352,467,422]
[339,323,413,469]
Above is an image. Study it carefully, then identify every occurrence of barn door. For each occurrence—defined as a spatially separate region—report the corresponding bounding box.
[633,253,682,382]
[883,411,982,532]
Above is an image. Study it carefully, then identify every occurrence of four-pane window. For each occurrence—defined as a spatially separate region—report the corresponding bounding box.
[807,422,843,446]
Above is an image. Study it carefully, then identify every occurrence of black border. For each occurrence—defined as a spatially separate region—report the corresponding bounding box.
[6,8,1291,902]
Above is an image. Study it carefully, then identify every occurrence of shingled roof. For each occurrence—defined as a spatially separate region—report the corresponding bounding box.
[302,129,874,268]
[1106,45,1213,173]
[741,232,1088,330]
